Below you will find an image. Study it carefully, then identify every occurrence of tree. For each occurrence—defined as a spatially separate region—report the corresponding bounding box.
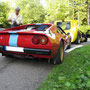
[16,0,46,24]
[45,0,73,22]
[45,0,89,25]
[0,1,10,27]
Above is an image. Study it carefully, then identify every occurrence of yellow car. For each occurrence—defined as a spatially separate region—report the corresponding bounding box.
[55,20,87,44]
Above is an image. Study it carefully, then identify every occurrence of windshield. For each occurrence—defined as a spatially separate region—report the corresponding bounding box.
[25,25,51,31]
[57,21,71,30]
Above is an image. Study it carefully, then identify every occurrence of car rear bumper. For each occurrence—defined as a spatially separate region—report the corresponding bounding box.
[24,48,51,55]
[0,46,51,56]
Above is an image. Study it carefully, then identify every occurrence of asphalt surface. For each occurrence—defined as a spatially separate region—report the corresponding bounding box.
[71,38,90,48]
[0,39,90,90]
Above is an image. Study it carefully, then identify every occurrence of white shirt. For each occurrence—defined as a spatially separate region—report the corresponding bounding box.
[8,13,23,25]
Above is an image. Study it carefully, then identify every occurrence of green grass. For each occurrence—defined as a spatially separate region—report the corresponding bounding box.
[37,45,90,90]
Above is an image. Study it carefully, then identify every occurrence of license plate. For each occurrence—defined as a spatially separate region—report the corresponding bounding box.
[5,46,24,52]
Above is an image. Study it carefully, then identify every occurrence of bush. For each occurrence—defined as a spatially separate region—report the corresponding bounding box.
[79,25,90,34]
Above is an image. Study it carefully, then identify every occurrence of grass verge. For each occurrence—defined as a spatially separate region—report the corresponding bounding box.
[37,45,90,90]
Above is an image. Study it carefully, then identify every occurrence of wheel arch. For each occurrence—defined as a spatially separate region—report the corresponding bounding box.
[59,38,64,47]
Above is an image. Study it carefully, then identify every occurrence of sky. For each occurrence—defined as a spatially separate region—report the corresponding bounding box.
[0,0,47,7]
[40,0,47,7]
[0,0,16,7]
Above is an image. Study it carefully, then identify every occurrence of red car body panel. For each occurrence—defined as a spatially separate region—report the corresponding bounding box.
[0,24,71,59]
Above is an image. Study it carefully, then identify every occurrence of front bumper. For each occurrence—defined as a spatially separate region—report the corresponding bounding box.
[0,46,51,56]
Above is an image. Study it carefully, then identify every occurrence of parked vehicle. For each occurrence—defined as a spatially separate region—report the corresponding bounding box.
[0,24,71,64]
[55,20,87,44]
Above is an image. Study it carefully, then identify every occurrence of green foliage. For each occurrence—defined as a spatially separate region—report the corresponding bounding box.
[0,0,89,27]
[0,0,46,27]
[45,0,70,23]
[79,25,90,33]
[45,0,89,25]
[72,0,87,25]
[38,45,90,90]
[17,0,46,24]
[0,2,10,28]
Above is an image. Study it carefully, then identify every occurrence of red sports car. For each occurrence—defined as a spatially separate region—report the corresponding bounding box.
[0,24,71,64]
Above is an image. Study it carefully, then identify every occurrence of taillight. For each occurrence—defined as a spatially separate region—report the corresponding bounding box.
[32,36,40,45]
[40,36,48,45]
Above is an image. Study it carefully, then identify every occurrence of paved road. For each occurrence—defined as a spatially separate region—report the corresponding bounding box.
[71,38,90,48]
[0,39,90,90]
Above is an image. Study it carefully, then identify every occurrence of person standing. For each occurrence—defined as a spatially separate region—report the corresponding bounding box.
[7,6,23,28]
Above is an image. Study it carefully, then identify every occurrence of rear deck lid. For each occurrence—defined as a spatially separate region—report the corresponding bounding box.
[0,24,51,34]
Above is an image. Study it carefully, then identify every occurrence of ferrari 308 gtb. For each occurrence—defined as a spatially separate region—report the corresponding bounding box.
[0,24,71,64]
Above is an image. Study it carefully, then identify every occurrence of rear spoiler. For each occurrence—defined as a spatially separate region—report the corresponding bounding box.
[86,30,90,38]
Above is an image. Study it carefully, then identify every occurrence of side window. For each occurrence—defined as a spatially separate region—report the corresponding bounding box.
[57,21,71,30]
[65,22,70,30]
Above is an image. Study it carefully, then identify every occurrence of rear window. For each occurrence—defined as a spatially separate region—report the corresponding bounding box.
[25,25,51,31]
[57,21,71,30]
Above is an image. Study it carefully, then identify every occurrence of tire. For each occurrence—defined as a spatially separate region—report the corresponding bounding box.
[52,41,64,65]
[75,35,80,44]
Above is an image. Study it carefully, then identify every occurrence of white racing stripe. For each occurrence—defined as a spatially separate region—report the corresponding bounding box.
[5,46,24,52]
[65,45,83,53]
